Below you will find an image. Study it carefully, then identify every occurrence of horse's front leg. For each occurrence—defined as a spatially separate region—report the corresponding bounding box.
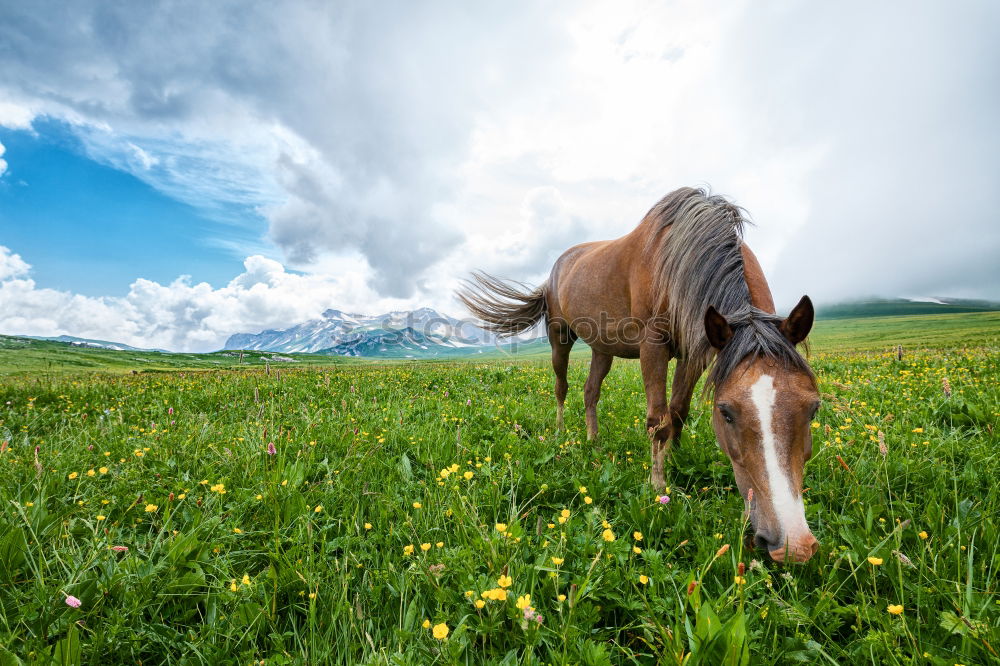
[668,359,704,450]
[640,342,672,490]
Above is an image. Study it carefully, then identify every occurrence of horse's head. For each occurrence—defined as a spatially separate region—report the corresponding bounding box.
[704,296,820,563]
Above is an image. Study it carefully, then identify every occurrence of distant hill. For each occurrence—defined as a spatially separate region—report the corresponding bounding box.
[225,307,500,358]
[815,297,1000,320]
[21,335,166,352]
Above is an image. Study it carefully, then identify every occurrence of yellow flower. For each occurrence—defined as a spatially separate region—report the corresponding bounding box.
[734,575,746,585]
[497,575,512,588]
[464,590,474,598]
[68,472,79,480]
[868,556,883,566]
[436,541,444,548]
[403,544,414,555]
[633,531,643,541]
[99,467,109,474]
[547,523,555,529]
[579,486,587,493]
[557,516,567,524]
[560,509,570,518]
[242,574,251,585]
[495,523,507,532]
[516,595,532,609]
[412,502,422,509]
[96,515,106,521]
[314,505,323,513]
[144,504,157,513]
[463,471,473,480]
[255,494,262,500]
[178,493,186,500]
[557,594,567,602]
[584,496,593,504]
[420,543,431,552]
[474,599,486,608]
[229,581,238,592]
[308,592,316,599]
[86,469,95,477]
[639,574,649,585]
[422,619,431,629]
[911,427,923,433]
[887,604,903,615]
[633,546,642,554]
[432,622,449,640]
[551,557,564,566]
[918,531,928,540]
[280,479,288,487]
[233,528,242,534]
[811,421,820,429]
[364,523,372,530]
[602,529,616,542]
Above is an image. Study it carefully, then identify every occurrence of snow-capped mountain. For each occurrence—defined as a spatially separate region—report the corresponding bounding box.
[224,307,497,357]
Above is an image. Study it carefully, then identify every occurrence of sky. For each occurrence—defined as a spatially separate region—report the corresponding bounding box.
[0,0,998,352]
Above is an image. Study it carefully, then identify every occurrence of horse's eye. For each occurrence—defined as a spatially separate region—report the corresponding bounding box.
[717,405,734,424]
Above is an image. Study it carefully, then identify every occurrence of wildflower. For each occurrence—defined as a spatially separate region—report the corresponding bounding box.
[919,531,928,539]
[422,619,431,629]
[403,545,414,555]
[557,594,567,602]
[560,509,570,518]
[516,594,532,609]
[911,428,923,433]
[266,442,276,455]
[734,576,746,585]
[579,486,587,494]
[463,471,473,480]
[144,504,157,513]
[584,496,593,504]
[412,502,422,509]
[639,574,649,585]
[86,469,95,477]
[280,480,288,487]
[308,592,316,599]
[714,544,730,559]
[887,604,904,615]
[498,575,512,588]
[364,523,372,530]
[111,546,128,552]
[233,528,242,534]
[495,523,507,532]
[601,529,616,542]
[99,467,108,474]
[551,557,564,566]
[229,581,238,592]
[65,595,82,608]
[687,581,698,596]
[432,622,449,640]
[657,495,670,505]
[96,515,106,521]
[811,421,820,429]
[435,541,444,548]
[68,472,78,480]
[868,556,883,566]
[633,546,642,554]
[474,599,486,608]
[633,531,643,541]
[420,543,431,552]
[314,505,323,513]
[242,574,251,586]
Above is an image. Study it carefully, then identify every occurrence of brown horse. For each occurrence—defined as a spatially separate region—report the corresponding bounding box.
[458,187,820,563]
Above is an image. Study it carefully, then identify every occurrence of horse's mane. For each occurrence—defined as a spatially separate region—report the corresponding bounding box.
[645,187,812,392]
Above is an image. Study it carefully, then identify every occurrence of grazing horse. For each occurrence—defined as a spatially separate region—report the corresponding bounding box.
[458,187,821,562]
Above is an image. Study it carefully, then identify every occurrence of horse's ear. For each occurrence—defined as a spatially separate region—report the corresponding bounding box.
[780,295,814,345]
[704,306,733,350]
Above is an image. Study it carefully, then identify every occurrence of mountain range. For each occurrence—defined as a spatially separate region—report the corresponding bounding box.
[224,308,503,358]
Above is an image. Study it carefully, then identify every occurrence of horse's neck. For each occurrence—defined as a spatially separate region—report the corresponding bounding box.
[740,244,776,314]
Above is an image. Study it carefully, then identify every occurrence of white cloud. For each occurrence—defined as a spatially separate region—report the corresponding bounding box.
[0,140,6,177]
[0,246,421,352]
[0,0,997,318]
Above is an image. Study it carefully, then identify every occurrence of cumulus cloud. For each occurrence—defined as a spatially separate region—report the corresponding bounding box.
[0,140,6,177]
[0,246,415,352]
[0,0,997,321]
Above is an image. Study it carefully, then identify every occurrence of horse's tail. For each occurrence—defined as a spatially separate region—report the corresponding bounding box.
[456,271,547,338]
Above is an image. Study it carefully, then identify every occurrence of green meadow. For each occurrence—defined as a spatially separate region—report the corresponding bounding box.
[0,312,997,664]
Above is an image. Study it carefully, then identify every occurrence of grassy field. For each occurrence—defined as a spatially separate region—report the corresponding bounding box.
[0,313,997,664]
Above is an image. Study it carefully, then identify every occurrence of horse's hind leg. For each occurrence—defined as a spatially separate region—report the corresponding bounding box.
[584,350,614,440]
[640,341,672,490]
[550,325,575,431]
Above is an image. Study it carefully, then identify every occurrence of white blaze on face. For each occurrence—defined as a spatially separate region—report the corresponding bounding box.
[749,374,809,540]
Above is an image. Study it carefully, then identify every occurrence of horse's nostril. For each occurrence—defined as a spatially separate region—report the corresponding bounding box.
[753,533,775,551]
